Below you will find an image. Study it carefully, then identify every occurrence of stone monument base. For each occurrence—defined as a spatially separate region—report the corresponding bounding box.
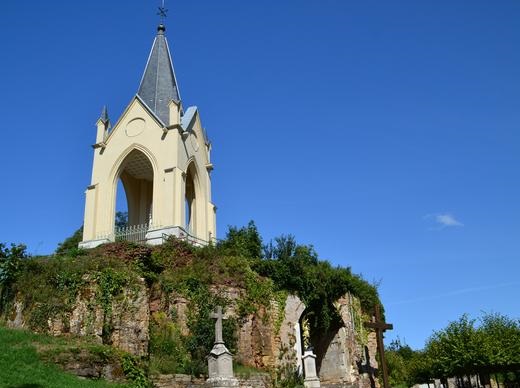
[304,377,322,388]
[206,377,239,388]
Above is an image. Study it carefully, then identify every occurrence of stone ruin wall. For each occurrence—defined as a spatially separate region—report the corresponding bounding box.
[317,294,379,388]
[5,280,379,388]
[6,276,150,356]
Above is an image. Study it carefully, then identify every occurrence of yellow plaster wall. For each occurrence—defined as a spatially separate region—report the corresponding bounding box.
[82,97,216,244]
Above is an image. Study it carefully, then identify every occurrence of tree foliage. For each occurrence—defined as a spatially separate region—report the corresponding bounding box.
[214,221,380,331]
[424,313,520,378]
[0,243,27,285]
[253,234,380,332]
[55,227,84,256]
[479,313,520,371]
[115,211,128,229]
[386,313,520,387]
[217,221,263,258]
[386,338,430,387]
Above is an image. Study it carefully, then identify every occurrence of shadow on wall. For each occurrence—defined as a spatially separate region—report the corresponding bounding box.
[310,318,343,374]
[356,346,376,388]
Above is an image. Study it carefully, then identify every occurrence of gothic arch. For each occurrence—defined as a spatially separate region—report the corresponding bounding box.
[184,160,202,236]
[109,144,159,184]
[110,147,157,230]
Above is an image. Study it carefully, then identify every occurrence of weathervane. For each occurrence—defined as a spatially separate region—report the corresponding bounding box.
[157,0,168,23]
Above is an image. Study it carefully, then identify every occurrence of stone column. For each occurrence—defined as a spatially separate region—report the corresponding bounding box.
[302,349,321,388]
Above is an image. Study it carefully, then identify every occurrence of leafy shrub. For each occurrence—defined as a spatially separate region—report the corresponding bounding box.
[121,354,153,388]
[56,227,86,257]
[0,243,28,285]
[149,311,190,374]
[218,221,263,258]
[253,235,380,332]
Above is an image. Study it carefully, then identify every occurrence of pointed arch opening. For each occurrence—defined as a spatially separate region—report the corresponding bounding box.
[114,149,154,242]
[184,162,199,236]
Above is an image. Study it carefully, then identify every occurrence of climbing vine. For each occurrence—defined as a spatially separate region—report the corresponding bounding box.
[350,296,369,347]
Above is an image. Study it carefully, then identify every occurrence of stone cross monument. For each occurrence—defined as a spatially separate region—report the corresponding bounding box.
[210,306,225,344]
[206,306,238,388]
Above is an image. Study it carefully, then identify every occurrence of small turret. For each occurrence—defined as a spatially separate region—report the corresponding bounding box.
[168,99,181,127]
[95,105,110,144]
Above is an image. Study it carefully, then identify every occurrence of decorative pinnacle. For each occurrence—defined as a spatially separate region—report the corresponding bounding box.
[100,105,109,124]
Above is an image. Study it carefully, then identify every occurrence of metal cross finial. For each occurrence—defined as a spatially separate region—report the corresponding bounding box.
[157,0,168,23]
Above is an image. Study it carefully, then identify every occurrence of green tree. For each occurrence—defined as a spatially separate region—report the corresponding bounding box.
[386,350,408,387]
[55,226,84,256]
[0,243,28,313]
[479,313,520,372]
[254,234,379,332]
[0,243,27,285]
[386,338,423,387]
[407,350,434,386]
[218,221,263,258]
[425,315,487,379]
[115,211,128,229]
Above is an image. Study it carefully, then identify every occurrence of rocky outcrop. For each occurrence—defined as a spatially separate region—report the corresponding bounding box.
[237,304,277,369]
[54,350,125,382]
[7,276,150,357]
[5,280,379,388]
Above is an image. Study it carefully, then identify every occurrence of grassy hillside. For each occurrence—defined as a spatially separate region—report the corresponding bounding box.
[0,326,128,388]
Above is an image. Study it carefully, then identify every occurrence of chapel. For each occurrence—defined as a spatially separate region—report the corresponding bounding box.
[80,22,216,249]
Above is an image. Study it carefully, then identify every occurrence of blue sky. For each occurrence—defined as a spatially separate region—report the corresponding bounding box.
[1,1,519,349]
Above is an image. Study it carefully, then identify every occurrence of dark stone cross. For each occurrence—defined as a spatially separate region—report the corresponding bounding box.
[364,304,393,388]
[210,306,226,344]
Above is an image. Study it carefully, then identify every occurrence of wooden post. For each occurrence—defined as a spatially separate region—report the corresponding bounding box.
[364,304,393,388]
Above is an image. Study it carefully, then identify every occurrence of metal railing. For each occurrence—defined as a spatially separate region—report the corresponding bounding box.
[114,223,149,243]
[96,223,219,246]
[176,226,216,247]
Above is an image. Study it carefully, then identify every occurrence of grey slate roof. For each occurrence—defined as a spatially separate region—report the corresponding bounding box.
[137,24,181,125]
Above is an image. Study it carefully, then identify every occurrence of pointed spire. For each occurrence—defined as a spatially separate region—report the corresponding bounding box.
[137,24,181,125]
[100,105,109,124]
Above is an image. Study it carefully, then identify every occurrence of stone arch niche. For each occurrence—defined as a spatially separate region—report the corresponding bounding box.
[310,315,351,383]
[116,149,154,228]
[307,294,371,387]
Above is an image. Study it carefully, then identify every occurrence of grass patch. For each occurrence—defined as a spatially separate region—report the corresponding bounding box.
[234,363,265,378]
[0,325,128,388]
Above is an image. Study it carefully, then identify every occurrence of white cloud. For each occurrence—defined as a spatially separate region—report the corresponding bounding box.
[435,214,463,227]
[424,213,464,229]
